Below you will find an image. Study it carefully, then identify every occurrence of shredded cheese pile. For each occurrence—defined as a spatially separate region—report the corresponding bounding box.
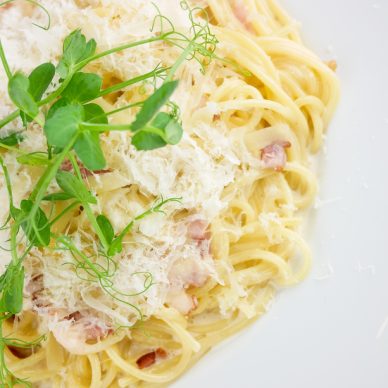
[0,0,248,330]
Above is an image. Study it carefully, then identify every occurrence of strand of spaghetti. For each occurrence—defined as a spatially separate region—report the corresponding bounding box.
[295,96,326,152]
[216,27,311,141]
[217,99,294,120]
[6,347,46,372]
[264,0,302,42]
[235,264,276,287]
[88,353,102,388]
[229,249,295,285]
[256,37,340,119]
[156,309,201,353]
[100,361,118,388]
[283,162,318,209]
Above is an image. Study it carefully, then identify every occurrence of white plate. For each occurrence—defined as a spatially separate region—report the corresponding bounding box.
[174,1,388,387]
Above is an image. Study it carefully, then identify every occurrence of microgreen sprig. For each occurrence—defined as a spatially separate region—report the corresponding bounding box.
[0,2,217,385]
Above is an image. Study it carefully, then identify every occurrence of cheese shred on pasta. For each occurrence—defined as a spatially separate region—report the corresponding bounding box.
[0,0,339,386]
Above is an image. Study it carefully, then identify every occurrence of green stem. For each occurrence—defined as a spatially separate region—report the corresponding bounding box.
[137,125,167,139]
[165,41,194,82]
[105,102,143,117]
[0,41,11,79]
[0,155,14,207]
[0,0,51,31]
[10,223,19,266]
[0,143,25,155]
[29,135,77,202]
[86,102,143,124]
[49,201,80,227]
[96,67,168,99]
[79,122,166,139]
[59,236,109,279]
[74,34,174,72]
[0,110,19,130]
[79,122,132,132]
[68,153,109,251]
[26,135,78,246]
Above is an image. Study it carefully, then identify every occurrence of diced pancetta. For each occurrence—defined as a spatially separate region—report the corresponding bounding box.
[260,141,291,171]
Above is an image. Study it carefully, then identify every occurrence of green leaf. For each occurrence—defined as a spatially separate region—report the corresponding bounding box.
[96,215,114,245]
[57,30,96,78]
[10,206,21,221]
[62,72,102,103]
[132,112,183,150]
[17,152,50,166]
[153,112,183,145]
[74,131,106,171]
[21,63,55,125]
[163,118,183,145]
[107,237,123,256]
[74,103,107,170]
[131,80,179,131]
[19,199,51,247]
[84,103,108,124]
[0,132,23,147]
[46,98,71,120]
[0,264,24,314]
[107,221,134,256]
[79,38,97,62]
[132,131,166,151]
[44,104,84,148]
[8,72,39,119]
[28,62,55,101]
[43,192,75,201]
[56,170,97,204]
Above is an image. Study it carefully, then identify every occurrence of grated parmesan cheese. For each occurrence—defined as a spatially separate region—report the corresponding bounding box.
[0,0,253,330]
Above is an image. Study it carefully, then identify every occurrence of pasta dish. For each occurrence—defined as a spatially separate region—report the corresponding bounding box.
[0,0,339,386]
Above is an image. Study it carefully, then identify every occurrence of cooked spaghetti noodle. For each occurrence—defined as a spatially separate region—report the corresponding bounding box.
[0,0,339,386]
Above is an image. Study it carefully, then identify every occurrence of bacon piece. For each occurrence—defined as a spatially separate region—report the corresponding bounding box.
[156,348,167,358]
[8,346,33,359]
[166,289,198,315]
[52,317,112,355]
[80,167,111,179]
[188,219,210,241]
[169,259,209,289]
[137,348,168,369]
[327,60,338,72]
[231,0,255,32]
[26,274,51,309]
[260,141,291,172]
[63,312,112,341]
[136,351,156,369]
[84,323,113,341]
[64,311,83,321]
[187,218,212,258]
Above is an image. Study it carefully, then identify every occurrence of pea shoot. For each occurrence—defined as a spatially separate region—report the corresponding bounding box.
[0,1,218,385]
